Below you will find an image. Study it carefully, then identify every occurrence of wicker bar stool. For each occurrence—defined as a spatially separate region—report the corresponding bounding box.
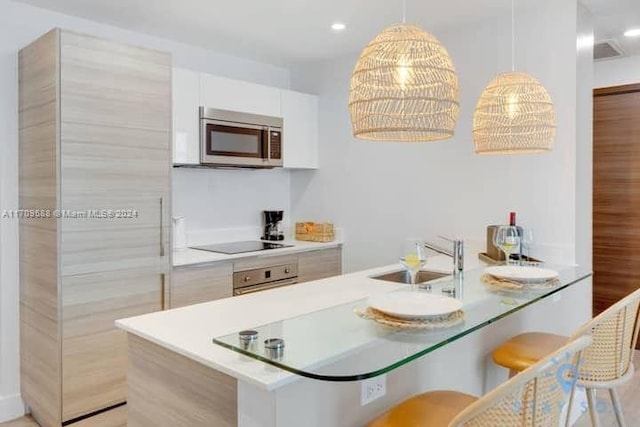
[368,336,591,427]
[492,288,640,427]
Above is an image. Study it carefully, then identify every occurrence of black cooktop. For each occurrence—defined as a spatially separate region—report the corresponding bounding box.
[190,240,293,255]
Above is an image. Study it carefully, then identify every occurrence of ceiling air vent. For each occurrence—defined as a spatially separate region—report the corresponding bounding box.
[594,40,624,61]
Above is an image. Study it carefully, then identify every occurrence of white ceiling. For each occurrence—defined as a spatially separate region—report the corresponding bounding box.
[581,0,640,57]
[13,0,640,65]
[13,0,512,66]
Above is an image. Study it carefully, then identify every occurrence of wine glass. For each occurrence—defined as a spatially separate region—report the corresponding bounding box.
[493,226,520,266]
[399,239,427,290]
[521,228,534,262]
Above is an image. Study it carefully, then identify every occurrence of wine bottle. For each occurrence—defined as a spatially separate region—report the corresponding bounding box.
[509,212,524,262]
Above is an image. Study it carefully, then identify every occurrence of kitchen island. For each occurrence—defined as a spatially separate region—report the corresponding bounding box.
[116,258,592,427]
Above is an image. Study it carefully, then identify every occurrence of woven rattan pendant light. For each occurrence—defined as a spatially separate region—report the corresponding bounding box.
[348,1,459,142]
[472,0,556,154]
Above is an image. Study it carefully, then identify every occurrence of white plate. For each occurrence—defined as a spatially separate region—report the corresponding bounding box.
[368,291,463,319]
[484,266,559,282]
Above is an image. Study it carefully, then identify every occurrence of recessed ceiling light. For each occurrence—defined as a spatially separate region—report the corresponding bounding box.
[331,23,346,31]
[624,28,640,37]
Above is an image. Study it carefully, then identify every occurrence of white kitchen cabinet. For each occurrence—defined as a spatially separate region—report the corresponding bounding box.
[179,72,318,168]
[200,73,281,117]
[173,68,200,165]
[281,90,319,169]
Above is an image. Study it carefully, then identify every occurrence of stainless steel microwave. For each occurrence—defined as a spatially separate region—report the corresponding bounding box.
[200,107,283,168]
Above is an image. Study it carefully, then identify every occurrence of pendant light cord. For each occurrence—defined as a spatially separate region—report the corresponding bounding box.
[402,0,406,24]
[511,0,515,71]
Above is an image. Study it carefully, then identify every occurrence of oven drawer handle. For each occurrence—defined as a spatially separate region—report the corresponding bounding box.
[234,278,298,296]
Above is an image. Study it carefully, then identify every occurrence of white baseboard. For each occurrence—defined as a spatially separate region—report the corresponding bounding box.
[0,393,25,423]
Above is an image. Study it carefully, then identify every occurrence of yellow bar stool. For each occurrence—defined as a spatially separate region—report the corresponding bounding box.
[492,288,640,427]
[367,336,591,427]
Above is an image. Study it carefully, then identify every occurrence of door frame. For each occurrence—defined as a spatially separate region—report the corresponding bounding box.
[594,83,640,97]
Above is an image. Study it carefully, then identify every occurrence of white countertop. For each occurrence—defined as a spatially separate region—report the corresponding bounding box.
[117,255,472,390]
[173,239,343,267]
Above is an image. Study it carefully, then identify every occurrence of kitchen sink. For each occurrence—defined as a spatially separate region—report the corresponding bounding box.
[370,270,449,285]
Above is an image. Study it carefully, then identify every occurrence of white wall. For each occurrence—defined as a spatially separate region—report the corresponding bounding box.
[594,55,640,88]
[290,0,582,273]
[172,168,291,241]
[0,0,291,421]
[576,4,594,271]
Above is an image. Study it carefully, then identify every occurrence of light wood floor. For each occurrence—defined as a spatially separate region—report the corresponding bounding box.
[3,352,639,427]
[0,417,38,427]
[573,350,640,427]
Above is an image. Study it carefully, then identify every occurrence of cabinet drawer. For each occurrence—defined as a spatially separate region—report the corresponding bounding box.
[171,262,233,308]
[298,247,342,283]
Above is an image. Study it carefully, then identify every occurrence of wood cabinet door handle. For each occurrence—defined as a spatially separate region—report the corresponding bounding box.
[159,196,165,257]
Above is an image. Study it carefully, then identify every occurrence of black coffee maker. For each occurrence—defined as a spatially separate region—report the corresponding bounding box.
[263,210,284,241]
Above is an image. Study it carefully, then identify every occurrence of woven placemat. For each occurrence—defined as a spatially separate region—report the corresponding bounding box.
[481,273,560,291]
[354,306,465,330]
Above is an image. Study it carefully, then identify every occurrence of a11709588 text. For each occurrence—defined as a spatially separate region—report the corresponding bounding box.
[1,209,139,219]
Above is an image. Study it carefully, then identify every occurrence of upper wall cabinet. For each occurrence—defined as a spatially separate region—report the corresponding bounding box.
[173,68,200,165]
[173,70,319,169]
[200,73,281,117]
[281,90,319,169]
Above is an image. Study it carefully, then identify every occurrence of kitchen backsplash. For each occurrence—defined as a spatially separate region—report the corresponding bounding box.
[172,167,291,239]
[182,225,345,247]
[184,226,264,246]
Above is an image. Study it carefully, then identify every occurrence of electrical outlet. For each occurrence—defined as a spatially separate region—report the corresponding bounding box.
[361,375,386,405]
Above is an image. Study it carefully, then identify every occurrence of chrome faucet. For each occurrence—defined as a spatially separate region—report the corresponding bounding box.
[424,236,464,278]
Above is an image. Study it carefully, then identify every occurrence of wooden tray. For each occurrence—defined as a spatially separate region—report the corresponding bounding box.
[478,252,543,265]
[295,222,335,242]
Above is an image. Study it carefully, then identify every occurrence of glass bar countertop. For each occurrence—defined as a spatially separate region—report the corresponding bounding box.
[212,265,591,382]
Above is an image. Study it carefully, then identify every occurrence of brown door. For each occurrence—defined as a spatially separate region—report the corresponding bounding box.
[593,84,640,333]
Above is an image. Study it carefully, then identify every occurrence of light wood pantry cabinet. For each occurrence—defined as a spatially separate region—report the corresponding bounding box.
[171,262,233,309]
[19,29,171,426]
